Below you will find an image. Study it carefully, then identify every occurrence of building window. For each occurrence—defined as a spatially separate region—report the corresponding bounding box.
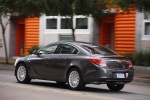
[145,23,150,35]
[144,12,150,35]
[144,12,150,19]
[61,18,71,29]
[46,19,57,29]
[76,18,88,29]
[59,35,73,41]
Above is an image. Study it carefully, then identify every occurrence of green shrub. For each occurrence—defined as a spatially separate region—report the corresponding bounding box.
[142,51,150,66]
[134,51,150,66]
[121,50,150,66]
[134,51,144,66]
[121,52,135,65]
[28,45,39,55]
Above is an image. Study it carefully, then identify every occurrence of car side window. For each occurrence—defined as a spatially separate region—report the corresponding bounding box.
[81,45,117,55]
[56,44,78,54]
[39,45,58,54]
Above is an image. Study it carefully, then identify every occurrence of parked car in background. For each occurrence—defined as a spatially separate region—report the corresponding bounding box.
[14,41,134,91]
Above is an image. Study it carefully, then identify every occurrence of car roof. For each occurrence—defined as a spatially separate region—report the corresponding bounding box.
[54,41,96,47]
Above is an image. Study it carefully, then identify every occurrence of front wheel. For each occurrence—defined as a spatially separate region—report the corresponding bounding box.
[15,63,31,83]
[107,83,125,91]
[67,68,85,90]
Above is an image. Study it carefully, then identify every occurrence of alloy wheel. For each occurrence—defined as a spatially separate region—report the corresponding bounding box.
[17,65,26,81]
[68,71,80,88]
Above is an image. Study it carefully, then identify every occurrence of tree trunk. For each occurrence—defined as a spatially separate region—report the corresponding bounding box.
[72,28,75,41]
[0,16,11,64]
[70,15,76,41]
[2,29,9,64]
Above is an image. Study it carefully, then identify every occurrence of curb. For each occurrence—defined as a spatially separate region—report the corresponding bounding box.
[133,66,150,71]
[133,78,150,84]
[0,64,14,70]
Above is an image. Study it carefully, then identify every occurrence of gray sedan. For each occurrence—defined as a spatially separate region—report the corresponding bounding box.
[14,41,134,91]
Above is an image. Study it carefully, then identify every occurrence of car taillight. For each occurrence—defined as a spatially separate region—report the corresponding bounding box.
[129,61,133,68]
[89,58,106,67]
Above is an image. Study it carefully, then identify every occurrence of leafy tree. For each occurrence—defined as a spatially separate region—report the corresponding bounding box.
[0,0,110,63]
[111,0,150,12]
[0,0,17,64]
[44,0,108,41]
[0,0,47,63]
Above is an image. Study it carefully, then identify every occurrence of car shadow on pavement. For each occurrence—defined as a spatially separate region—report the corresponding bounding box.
[29,81,69,89]
[84,86,132,94]
[27,81,134,94]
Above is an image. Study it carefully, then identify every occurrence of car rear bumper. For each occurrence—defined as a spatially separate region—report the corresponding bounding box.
[92,78,133,84]
[83,67,134,84]
[85,77,133,84]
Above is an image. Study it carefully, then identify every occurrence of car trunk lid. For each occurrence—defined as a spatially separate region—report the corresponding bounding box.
[99,55,131,69]
[102,56,130,69]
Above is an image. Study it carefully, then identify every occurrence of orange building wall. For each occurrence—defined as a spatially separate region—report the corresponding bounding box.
[24,18,39,54]
[99,9,136,54]
[114,9,136,53]
[99,14,115,47]
[15,19,25,56]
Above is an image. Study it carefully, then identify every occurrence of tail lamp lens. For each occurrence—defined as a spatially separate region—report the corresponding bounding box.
[89,58,106,67]
[129,61,133,68]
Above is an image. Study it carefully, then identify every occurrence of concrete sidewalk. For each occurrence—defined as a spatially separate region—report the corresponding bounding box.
[0,57,16,64]
[133,66,150,84]
[0,57,150,84]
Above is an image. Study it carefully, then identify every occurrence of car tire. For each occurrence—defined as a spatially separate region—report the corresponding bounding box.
[107,83,125,91]
[67,68,85,90]
[15,63,31,83]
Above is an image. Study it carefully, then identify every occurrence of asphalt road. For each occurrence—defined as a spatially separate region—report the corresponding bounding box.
[0,70,150,100]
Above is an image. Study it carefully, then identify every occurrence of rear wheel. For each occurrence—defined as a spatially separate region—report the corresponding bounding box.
[107,83,125,91]
[67,68,85,90]
[15,63,31,83]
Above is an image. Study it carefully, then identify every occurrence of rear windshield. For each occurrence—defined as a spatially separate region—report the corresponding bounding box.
[82,45,117,55]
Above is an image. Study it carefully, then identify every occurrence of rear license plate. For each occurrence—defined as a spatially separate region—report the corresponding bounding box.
[116,73,125,78]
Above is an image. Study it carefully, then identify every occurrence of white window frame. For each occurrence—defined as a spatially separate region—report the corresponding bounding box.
[76,17,88,29]
[142,13,150,40]
[44,15,92,35]
[60,17,72,29]
[44,16,60,34]
[46,18,57,29]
